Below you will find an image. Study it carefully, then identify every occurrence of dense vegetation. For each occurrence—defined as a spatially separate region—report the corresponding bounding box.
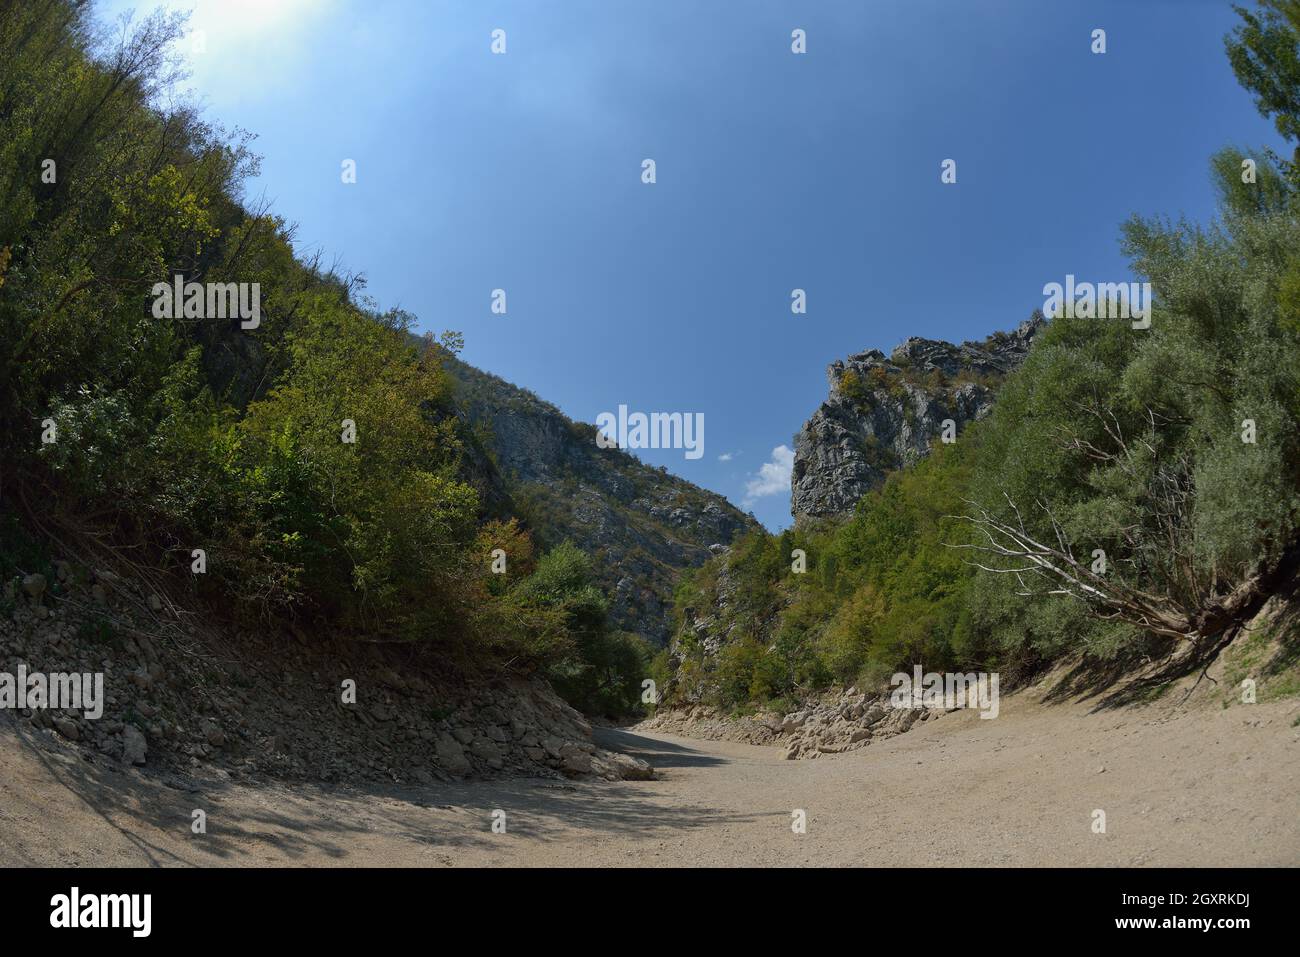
[665,2,1300,710]
[666,444,985,708]
[0,2,650,715]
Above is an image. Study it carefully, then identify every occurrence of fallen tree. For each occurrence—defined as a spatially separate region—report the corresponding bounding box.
[952,492,1300,644]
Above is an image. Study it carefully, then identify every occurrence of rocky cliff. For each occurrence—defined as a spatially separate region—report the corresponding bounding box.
[790,313,1044,520]
[444,355,759,645]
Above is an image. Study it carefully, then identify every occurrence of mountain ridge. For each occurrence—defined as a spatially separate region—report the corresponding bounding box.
[437,348,760,645]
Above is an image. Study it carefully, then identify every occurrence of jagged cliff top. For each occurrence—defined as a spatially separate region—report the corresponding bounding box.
[793,313,1045,520]
[830,312,1044,387]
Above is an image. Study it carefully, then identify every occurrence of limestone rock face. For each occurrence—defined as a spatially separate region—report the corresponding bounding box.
[790,314,1043,520]
[440,352,759,645]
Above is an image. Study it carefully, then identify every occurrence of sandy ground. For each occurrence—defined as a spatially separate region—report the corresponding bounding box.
[1,691,1297,867]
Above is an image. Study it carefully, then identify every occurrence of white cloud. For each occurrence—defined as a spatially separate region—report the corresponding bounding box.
[718,452,735,462]
[743,445,793,506]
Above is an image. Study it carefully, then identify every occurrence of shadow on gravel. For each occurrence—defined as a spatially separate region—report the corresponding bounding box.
[5,718,203,866]
[3,717,504,865]
[433,774,760,845]
[4,718,755,866]
[594,727,728,770]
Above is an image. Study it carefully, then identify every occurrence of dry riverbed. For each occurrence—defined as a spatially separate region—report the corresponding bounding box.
[2,689,1296,867]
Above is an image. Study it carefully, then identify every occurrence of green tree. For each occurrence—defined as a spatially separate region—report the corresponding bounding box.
[962,150,1300,651]
[1227,1,1300,176]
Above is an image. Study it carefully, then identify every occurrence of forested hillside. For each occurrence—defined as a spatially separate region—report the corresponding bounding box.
[0,0,742,719]
[442,354,756,647]
[663,2,1300,711]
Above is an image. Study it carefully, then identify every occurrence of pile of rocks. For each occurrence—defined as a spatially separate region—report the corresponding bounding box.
[1,560,651,785]
[638,686,946,760]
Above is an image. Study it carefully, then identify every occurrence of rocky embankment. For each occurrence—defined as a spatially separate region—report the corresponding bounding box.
[638,686,956,760]
[1,562,652,785]
[647,578,1300,760]
[791,313,1043,520]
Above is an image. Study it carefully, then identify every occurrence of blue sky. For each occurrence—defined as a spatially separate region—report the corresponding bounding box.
[99,0,1286,530]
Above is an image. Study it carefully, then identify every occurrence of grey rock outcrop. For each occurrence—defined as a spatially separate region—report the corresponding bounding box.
[440,352,759,645]
[122,725,147,765]
[790,313,1043,520]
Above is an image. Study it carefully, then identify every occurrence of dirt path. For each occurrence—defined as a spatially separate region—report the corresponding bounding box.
[2,693,1297,867]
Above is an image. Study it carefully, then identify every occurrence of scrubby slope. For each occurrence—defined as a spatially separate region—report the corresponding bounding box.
[445,355,758,646]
